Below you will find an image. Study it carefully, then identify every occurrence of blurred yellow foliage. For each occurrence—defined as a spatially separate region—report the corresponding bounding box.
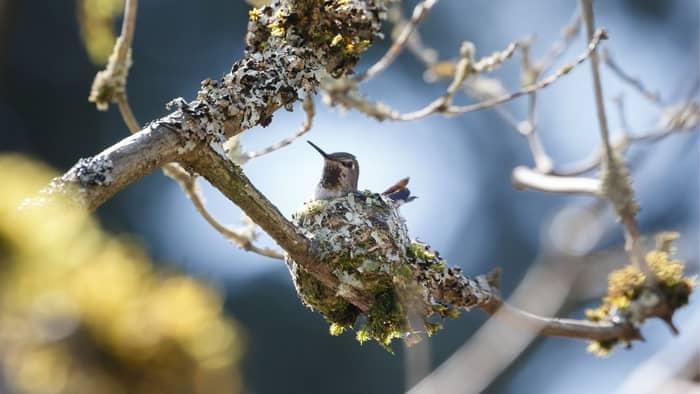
[0,155,242,393]
[77,0,124,65]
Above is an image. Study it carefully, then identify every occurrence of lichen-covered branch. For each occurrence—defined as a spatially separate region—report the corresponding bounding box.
[41,121,182,211]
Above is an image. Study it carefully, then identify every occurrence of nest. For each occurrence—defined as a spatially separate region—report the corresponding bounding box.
[288,191,463,348]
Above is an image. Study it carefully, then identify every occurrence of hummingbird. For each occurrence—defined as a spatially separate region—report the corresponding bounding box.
[307,141,417,205]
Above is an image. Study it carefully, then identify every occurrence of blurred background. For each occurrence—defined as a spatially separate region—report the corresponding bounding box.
[0,0,698,393]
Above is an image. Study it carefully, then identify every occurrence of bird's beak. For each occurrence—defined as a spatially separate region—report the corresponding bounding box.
[307,141,329,159]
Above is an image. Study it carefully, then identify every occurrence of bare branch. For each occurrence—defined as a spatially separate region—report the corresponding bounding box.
[603,48,661,104]
[326,29,606,122]
[485,303,637,342]
[553,108,698,177]
[536,9,582,75]
[244,95,316,161]
[355,0,439,82]
[444,29,606,115]
[88,0,137,112]
[115,93,141,133]
[164,163,286,260]
[581,0,644,271]
[581,0,613,156]
[512,166,602,196]
[552,134,628,176]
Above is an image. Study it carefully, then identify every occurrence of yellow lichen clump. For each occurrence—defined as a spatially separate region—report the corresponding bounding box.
[585,233,694,356]
[0,155,243,393]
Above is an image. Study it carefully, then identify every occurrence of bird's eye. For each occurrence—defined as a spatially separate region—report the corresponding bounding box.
[343,161,354,169]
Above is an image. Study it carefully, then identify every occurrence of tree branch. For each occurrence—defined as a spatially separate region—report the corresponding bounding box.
[354,0,439,82]
[181,146,374,312]
[512,166,602,196]
[44,121,182,211]
[38,0,691,350]
[324,28,607,121]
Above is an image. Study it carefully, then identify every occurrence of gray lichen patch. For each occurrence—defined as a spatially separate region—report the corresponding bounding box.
[71,156,114,187]
[288,191,499,349]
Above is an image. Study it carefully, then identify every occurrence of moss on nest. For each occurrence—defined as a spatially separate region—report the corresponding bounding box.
[289,191,418,349]
[288,191,496,350]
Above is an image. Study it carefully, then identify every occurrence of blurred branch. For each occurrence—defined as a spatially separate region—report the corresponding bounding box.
[581,0,644,271]
[512,166,601,195]
[324,29,607,121]
[553,118,699,177]
[88,0,137,112]
[355,0,438,82]
[603,48,661,105]
[244,96,315,161]
[581,0,612,156]
[163,163,286,260]
[536,9,581,75]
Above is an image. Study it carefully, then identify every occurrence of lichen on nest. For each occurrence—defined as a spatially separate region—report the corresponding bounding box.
[288,191,498,350]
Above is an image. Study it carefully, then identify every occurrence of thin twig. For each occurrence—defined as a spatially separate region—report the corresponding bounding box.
[385,0,437,68]
[552,118,698,177]
[117,0,137,65]
[355,0,439,82]
[523,93,554,173]
[245,96,315,160]
[581,0,645,272]
[115,94,141,133]
[551,134,628,176]
[536,9,582,75]
[165,164,286,260]
[603,48,661,105]
[441,29,606,117]
[581,0,613,156]
[328,29,607,122]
